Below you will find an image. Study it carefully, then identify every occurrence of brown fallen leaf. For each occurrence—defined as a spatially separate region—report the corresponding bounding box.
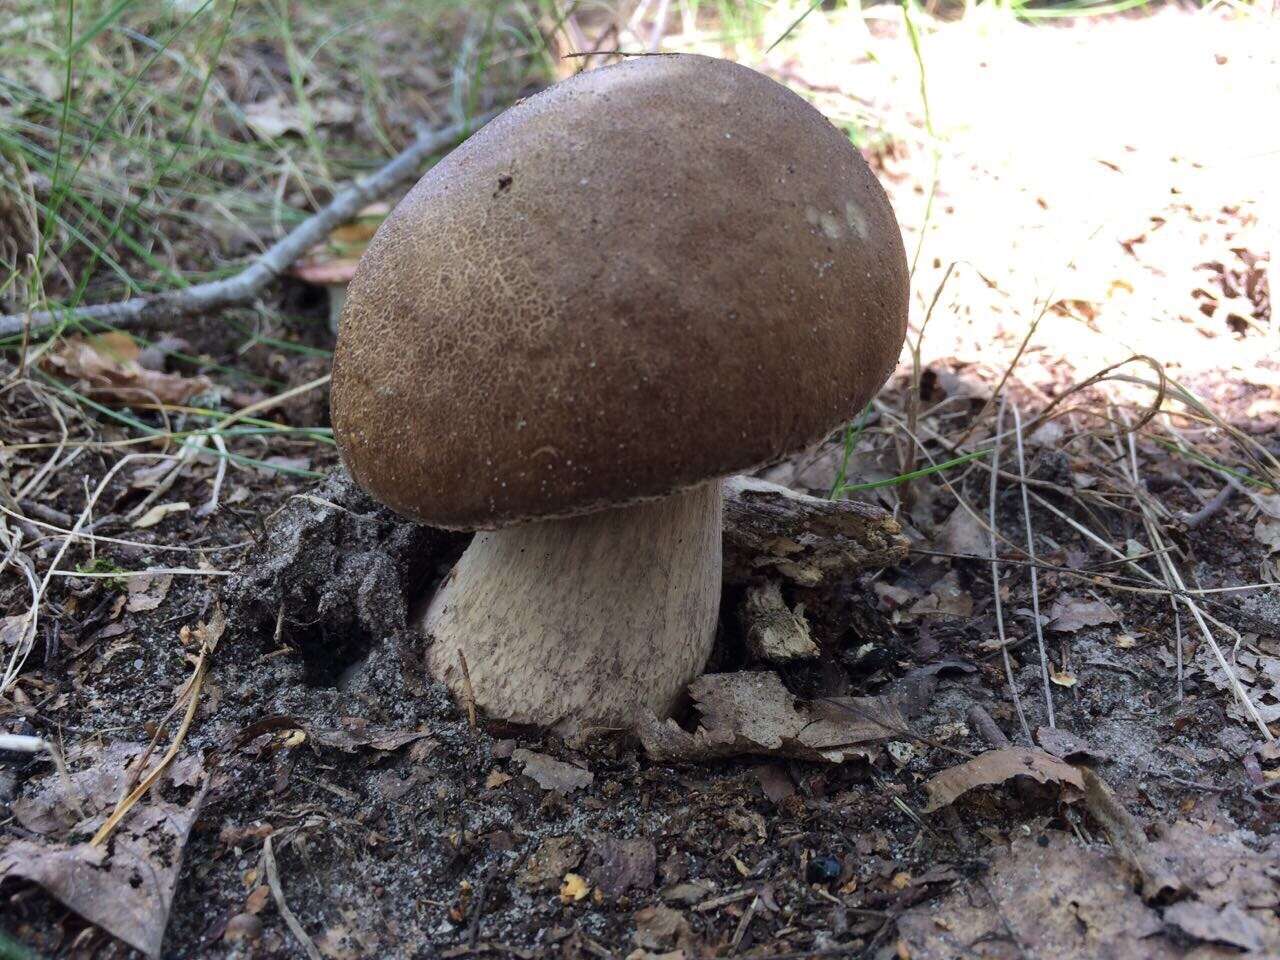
[922,747,1085,812]
[896,833,1186,960]
[42,335,215,407]
[0,783,207,957]
[1046,596,1121,633]
[307,722,433,754]
[512,749,593,793]
[126,572,173,613]
[638,671,903,763]
[1036,725,1107,763]
[633,904,691,951]
[13,742,144,835]
[588,838,657,898]
[1164,901,1268,952]
[519,836,584,890]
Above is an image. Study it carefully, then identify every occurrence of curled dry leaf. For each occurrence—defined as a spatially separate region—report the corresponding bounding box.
[638,671,904,763]
[922,747,1085,812]
[42,335,215,407]
[305,722,432,754]
[133,502,190,530]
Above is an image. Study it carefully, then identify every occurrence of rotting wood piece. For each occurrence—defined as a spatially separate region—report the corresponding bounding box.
[722,475,908,587]
[740,580,819,663]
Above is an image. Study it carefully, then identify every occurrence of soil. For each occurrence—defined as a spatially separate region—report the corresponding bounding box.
[2,5,1279,960]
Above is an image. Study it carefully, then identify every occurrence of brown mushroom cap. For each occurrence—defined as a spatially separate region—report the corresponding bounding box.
[331,54,908,530]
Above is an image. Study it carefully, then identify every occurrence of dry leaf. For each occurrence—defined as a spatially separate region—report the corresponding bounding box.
[13,743,144,835]
[1,783,207,957]
[1036,726,1106,763]
[922,747,1085,812]
[126,572,173,612]
[638,671,903,763]
[1046,597,1121,633]
[243,96,306,139]
[484,769,511,789]
[1255,517,1280,554]
[1164,901,1267,952]
[588,838,657,898]
[896,833,1183,959]
[633,904,691,951]
[133,502,190,529]
[512,749,593,793]
[43,336,214,407]
[519,836,583,890]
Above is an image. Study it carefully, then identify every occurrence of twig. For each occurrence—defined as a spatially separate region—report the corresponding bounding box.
[1173,605,1184,702]
[966,705,1010,750]
[988,396,1031,744]
[0,733,46,752]
[729,895,762,954]
[1182,479,1239,529]
[1011,405,1054,728]
[263,834,325,960]
[0,114,499,338]
[467,863,500,949]
[90,626,216,846]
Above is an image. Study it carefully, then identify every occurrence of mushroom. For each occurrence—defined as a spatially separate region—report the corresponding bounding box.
[330,54,908,732]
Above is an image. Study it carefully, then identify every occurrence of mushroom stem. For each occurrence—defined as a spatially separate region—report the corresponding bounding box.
[421,481,722,731]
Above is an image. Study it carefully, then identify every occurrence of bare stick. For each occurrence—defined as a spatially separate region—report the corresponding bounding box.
[264,834,324,960]
[0,113,498,338]
[1012,405,1055,729]
[989,397,1032,744]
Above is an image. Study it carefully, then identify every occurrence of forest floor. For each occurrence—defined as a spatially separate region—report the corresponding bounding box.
[1,3,1278,959]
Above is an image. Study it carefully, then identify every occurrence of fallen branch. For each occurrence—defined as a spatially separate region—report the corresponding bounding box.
[0,113,499,339]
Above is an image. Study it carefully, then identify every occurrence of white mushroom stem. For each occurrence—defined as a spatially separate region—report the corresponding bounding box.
[421,482,722,732]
